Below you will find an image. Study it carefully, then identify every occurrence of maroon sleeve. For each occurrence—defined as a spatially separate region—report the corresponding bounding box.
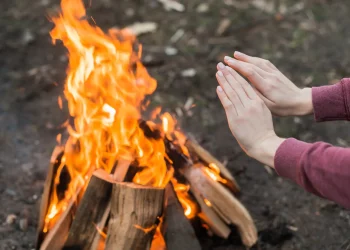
[275,138,350,209]
[312,78,350,122]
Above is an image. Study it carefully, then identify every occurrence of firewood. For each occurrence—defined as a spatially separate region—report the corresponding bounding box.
[36,146,63,249]
[184,166,257,247]
[63,169,114,250]
[113,158,132,181]
[39,186,82,250]
[105,183,165,250]
[64,159,131,250]
[185,139,240,194]
[163,183,201,250]
[190,187,231,239]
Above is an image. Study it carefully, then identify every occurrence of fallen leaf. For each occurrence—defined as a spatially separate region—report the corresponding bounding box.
[125,22,158,36]
[216,18,231,36]
[158,0,185,12]
[181,68,196,78]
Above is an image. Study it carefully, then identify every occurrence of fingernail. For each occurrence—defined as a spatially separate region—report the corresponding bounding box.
[224,56,231,61]
[217,71,223,77]
[228,59,236,65]
[218,62,225,70]
[235,51,243,57]
[217,86,223,92]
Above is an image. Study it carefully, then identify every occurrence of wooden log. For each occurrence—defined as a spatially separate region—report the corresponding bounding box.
[113,158,132,181]
[105,183,165,250]
[63,169,114,250]
[163,183,201,250]
[64,159,131,250]
[39,186,82,250]
[36,146,63,249]
[190,188,231,239]
[185,139,240,193]
[184,166,257,247]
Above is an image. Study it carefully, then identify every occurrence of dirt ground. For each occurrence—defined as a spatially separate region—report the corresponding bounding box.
[1,0,350,249]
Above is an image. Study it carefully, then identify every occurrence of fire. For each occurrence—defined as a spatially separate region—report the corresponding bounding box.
[172,179,198,219]
[44,0,196,233]
[204,163,228,184]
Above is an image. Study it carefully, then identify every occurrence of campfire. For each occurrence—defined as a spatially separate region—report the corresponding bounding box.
[36,0,257,249]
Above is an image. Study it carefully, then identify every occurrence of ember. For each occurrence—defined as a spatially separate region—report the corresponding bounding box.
[36,0,257,249]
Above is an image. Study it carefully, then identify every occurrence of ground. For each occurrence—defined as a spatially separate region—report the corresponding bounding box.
[1,0,350,249]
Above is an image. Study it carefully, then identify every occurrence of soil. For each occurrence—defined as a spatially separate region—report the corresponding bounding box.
[1,0,350,249]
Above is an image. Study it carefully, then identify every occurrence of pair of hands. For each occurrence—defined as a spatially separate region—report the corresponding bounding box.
[215,52,313,167]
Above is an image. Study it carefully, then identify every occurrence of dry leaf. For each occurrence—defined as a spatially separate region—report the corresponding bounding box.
[158,0,185,12]
[125,22,158,36]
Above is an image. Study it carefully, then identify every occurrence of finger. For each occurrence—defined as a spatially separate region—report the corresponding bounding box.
[233,51,276,72]
[216,71,243,115]
[217,63,249,106]
[224,57,268,92]
[225,56,268,77]
[216,86,237,116]
[226,66,258,100]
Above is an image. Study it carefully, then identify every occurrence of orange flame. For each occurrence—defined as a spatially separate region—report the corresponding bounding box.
[43,0,226,239]
[172,178,197,219]
[44,0,172,232]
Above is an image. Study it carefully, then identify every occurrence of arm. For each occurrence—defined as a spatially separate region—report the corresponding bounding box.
[275,138,350,209]
[312,78,350,121]
[224,51,350,121]
[215,56,350,209]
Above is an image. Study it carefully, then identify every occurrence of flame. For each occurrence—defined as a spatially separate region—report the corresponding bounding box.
[43,0,228,241]
[44,0,171,232]
[204,163,227,184]
[172,178,197,219]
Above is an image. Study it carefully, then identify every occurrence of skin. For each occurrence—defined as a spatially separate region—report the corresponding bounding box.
[215,52,312,167]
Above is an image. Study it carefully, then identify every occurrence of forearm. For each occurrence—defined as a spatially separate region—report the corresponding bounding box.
[275,138,350,208]
[312,78,350,121]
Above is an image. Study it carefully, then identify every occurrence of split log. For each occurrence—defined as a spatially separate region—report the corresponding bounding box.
[185,139,240,194]
[63,169,114,250]
[163,183,201,250]
[36,146,63,249]
[184,166,257,247]
[190,188,230,239]
[39,186,82,250]
[64,159,131,250]
[105,183,165,250]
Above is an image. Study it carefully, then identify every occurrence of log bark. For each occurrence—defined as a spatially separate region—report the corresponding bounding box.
[184,166,257,247]
[105,183,165,250]
[185,139,240,193]
[63,169,114,250]
[163,183,201,250]
[36,146,63,249]
[190,188,231,239]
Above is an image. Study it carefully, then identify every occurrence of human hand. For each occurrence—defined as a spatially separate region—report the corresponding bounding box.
[216,63,285,167]
[223,52,313,116]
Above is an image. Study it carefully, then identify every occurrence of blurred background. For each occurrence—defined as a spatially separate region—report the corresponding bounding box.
[1,0,350,249]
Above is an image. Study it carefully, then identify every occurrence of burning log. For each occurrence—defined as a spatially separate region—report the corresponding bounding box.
[184,166,258,247]
[63,169,113,250]
[105,182,165,250]
[185,139,240,194]
[190,188,231,239]
[36,146,63,248]
[163,183,201,250]
[39,187,82,250]
[63,159,132,250]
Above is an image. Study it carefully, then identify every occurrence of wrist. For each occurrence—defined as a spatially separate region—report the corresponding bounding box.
[248,135,286,168]
[296,88,313,116]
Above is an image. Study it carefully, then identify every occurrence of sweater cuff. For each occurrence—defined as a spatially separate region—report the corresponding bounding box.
[274,138,311,183]
[312,79,350,122]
